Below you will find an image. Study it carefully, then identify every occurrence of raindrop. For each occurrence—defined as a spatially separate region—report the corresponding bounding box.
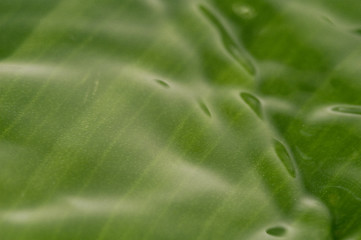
[266,226,287,237]
[198,100,212,117]
[199,5,255,76]
[240,92,262,118]
[155,79,170,88]
[331,105,361,116]
[228,43,256,75]
[273,139,296,178]
[232,4,256,20]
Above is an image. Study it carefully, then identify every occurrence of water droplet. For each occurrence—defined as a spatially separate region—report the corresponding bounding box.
[198,100,212,117]
[228,43,256,75]
[274,139,296,178]
[199,5,255,75]
[155,79,170,88]
[331,105,361,116]
[266,226,287,237]
[233,4,256,20]
[240,92,262,118]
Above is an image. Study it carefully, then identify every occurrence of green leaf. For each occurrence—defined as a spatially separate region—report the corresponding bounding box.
[1,0,360,239]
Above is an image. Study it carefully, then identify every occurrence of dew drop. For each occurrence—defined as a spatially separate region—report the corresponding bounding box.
[198,101,212,118]
[155,79,170,88]
[232,4,256,20]
[331,105,361,116]
[240,92,262,118]
[199,5,255,76]
[228,43,256,75]
[266,226,287,237]
[273,139,296,178]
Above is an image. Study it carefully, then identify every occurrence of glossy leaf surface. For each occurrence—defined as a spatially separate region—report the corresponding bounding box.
[1,0,361,239]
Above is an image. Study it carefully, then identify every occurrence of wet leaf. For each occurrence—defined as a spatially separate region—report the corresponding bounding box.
[1,0,361,239]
